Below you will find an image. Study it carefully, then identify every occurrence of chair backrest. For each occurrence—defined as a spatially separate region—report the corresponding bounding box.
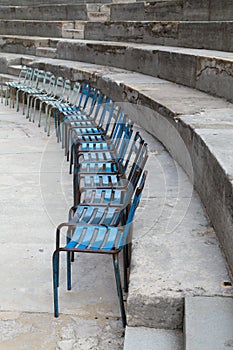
[35,69,45,91]
[17,66,30,84]
[23,67,34,87]
[111,114,134,161]
[53,77,64,98]
[45,74,56,95]
[68,81,81,107]
[40,71,53,92]
[72,171,148,242]
[123,132,148,203]
[59,79,71,103]
[28,68,41,89]
[119,170,148,248]
[78,84,99,114]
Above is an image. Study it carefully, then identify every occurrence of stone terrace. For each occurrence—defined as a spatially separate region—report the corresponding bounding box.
[0,0,233,349]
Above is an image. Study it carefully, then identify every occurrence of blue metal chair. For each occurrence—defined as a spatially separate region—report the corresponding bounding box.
[52,170,147,327]
[27,71,54,121]
[16,68,44,115]
[3,66,29,108]
[15,67,34,112]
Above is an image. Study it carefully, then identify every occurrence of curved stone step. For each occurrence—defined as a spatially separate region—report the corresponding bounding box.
[0,0,112,4]
[110,0,233,21]
[0,20,75,38]
[1,36,232,101]
[0,19,232,52]
[0,4,110,22]
[83,20,233,52]
[55,39,233,102]
[0,4,88,21]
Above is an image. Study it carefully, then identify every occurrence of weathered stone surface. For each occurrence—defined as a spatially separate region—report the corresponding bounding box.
[0,36,50,56]
[110,1,183,21]
[195,56,233,101]
[183,0,209,20]
[0,312,124,349]
[185,296,233,350]
[124,327,183,350]
[0,5,88,21]
[0,0,112,4]
[209,0,233,20]
[84,21,179,46]
[0,20,74,38]
[110,0,233,21]
[183,0,233,20]
[55,41,233,101]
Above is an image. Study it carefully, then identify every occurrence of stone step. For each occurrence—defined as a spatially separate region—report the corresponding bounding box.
[110,0,183,21]
[0,72,16,84]
[185,297,233,350]
[55,39,233,102]
[0,53,22,74]
[0,20,75,38]
[0,35,51,56]
[7,64,24,76]
[0,19,232,52]
[110,0,233,21]
[124,327,183,350]
[0,4,88,21]
[83,21,233,52]
[0,0,112,4]
[36,47,57,58]
[0,36,232,102]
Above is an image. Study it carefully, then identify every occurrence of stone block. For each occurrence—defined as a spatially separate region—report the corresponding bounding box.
[185,296,233,350]
[124,327,183,350]
[179,22,226,51]
[144,1,183,21]
[195,56,233,101]
[110,3,145,21]
[0,20,70,38]
[183,0,209,20]
[209,0,233,20]
[158,51,197,88]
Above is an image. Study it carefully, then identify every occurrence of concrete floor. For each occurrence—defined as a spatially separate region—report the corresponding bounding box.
[0,101,124,349]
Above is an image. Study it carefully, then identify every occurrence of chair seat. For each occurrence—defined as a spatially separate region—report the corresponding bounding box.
[78,161,118,174]
[66,224,123,252]
[71,204,122,224]
[80,174,125,188]
[81,188,127,205]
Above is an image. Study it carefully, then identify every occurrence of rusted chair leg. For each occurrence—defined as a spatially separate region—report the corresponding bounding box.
[52,250,60,317]
[112,253,126,328]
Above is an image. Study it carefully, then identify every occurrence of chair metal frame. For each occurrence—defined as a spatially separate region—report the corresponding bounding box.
[52,171,147,327]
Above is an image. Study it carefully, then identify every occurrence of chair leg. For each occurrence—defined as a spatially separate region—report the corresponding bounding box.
[123,246,129,293]
[52,250,60,317]
[112,254,126,328]
[73,166,80,206]
[67,251,72,290]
